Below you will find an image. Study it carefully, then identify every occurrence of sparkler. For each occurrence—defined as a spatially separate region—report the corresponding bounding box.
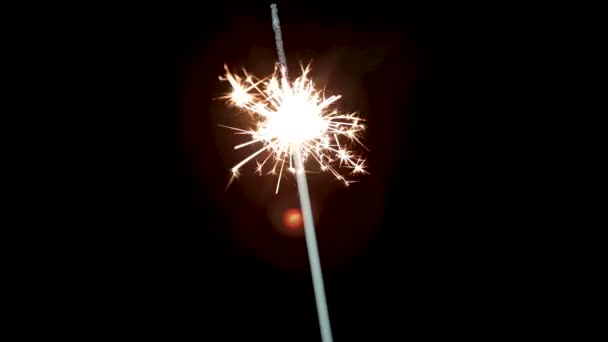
[219,4,368,341]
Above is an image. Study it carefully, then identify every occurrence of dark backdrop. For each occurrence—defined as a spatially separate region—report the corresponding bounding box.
[84,3,493,341]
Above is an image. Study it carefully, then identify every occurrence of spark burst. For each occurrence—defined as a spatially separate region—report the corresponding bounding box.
[219,63,368,193]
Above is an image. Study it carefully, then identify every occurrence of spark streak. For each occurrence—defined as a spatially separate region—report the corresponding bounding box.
[219,39,367,192]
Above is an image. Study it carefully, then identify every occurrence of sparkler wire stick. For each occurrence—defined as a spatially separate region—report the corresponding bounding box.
[270,5,333,342]
[270,4,288,75]
[294,150,333,342]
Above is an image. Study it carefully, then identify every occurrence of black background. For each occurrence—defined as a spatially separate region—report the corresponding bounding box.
[73,2,516,341]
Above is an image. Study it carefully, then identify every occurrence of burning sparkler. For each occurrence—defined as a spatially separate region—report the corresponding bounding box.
[219,34,367,194]
[218,4,368,342]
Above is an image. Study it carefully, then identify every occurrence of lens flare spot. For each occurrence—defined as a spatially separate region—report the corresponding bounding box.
[283,208,303,230]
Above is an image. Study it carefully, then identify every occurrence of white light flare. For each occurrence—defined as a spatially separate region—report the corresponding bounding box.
[219,63,368,193]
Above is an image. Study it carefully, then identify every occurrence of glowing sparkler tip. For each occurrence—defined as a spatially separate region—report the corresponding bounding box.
[220,63,368,192]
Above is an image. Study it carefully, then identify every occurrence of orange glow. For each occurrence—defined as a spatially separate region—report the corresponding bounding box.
[283,208,303,230]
